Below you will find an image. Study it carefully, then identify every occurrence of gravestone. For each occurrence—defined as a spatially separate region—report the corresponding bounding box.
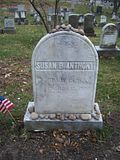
[24,25,103,131]
[16,4,27,24]
[14,11,20,22]
[78,14,84,26]
[3,18,16,34]
[69,14,80,28]
[99,15,107,27]
[33,13,41,25]
[84,13,96,36]
[61,8,70,22]
[96,0,101,6]
[95,23,120,56]
[112,12,117,20]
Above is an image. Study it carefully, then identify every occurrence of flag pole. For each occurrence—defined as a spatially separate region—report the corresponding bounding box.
[7,110,17,124]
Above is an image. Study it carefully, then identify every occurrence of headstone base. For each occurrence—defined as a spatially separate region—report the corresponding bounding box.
[98,23,106,27]
[24,102,103,131]
[3,28,16,34]
[85,32,96,37]
[95,46,120,56]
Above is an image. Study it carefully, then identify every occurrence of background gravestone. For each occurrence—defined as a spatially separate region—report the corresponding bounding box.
[84,13,96,36]
[24,26,103,131]
[14,11,20,22]
[69,14,80,28]
[99,15,107,27]
[100,23,118,48]
[3,18,16,34]
[15,4,27,24]
[95,23,120,56]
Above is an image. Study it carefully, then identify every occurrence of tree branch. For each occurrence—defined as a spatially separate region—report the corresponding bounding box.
[29,0,49,33]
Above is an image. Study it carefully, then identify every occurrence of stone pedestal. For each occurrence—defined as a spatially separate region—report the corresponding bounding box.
[24,102,103,131]
[95,46,120,56]
[3,28,16,34]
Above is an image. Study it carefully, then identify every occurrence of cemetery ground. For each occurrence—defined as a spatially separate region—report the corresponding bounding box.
[0,25,120,160]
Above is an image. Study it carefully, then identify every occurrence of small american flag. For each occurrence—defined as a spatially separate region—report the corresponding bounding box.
[0,96,14,114]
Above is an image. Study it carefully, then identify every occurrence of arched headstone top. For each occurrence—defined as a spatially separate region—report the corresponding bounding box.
[32,30,98,62]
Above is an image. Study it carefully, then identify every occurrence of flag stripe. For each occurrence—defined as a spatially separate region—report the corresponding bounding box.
[0,97,14,114]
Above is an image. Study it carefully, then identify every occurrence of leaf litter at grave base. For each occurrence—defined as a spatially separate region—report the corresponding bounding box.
[0,112,120,160]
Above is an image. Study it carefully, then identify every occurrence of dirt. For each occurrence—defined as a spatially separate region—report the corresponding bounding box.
[0,112,120,160]
[0,58,120,160]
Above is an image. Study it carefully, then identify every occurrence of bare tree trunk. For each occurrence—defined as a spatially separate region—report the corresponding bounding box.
[29,0,49,33]
[113,0,120,15]
[54,0,60,28]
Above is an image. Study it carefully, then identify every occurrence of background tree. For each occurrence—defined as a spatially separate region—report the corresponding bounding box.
[112,0,120,15]
[29,0,61,33]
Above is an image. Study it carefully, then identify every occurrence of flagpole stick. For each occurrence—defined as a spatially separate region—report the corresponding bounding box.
[7,110,17,124]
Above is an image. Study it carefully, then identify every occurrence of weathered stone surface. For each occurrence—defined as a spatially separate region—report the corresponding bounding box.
[32,31,98,114]
[95,23,120,56]
[81,114,92,121]
[100,23,118,48]
[24,29,103,131]
[30,112,39,120]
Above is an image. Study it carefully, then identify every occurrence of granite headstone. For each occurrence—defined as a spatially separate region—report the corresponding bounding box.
[99,15,107,27]
[96,23,120,56]
[3,18,16,34]
[69,14,79,28]
[24,25,103,131]
[84,13,96,36]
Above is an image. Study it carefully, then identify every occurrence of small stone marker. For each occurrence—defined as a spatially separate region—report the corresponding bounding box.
[84,13,96,36]
[99,15,107,27]
[95,23,120,56]
[24,25,103,131]
[3,18,16,34]
[78,14,84,26]
[15,4,27,25]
